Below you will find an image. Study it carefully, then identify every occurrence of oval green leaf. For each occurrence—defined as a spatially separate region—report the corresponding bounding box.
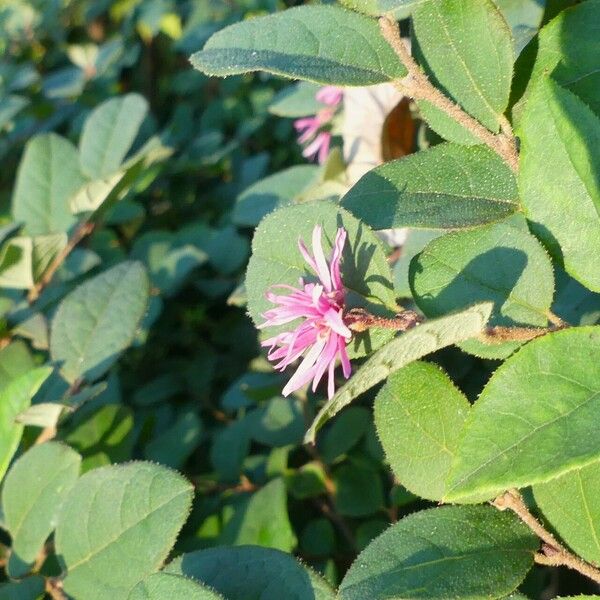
[410,216,555,359]
[79,94,149,179]
[339,505,537,599]
[50,261,149,383]
[128,573,223,600]
[190,5,407,86]
[533,461,600,565]
[342,143,518,230]
[374,361,470,500]
[12,133,85,236]
[165,546,335,600]
[3,442,80,577]
[518,77,600,292]
[56,462,194,600]
[446,327,600,501]
[413,0,514,133]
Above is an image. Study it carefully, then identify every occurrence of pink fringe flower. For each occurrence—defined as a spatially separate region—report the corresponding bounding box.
[259,225,352,399]
[292,86,343,164]
[316,86,344,107]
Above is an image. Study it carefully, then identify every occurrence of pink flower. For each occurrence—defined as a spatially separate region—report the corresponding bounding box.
[294,116,321,144]
[259,225,352,399]
[316,86,344,107]
[302,131,331,164]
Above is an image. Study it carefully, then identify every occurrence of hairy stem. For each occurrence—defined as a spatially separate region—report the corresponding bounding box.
[493,489,600,584]
[379,17,519,172]
[345,308,423,333]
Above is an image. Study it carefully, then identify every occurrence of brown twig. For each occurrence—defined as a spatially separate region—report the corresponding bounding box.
[345,308,423,333]
[379,17,519,172]
[28,221,95,303]
[493,489,600,584]
[46,578,67,600]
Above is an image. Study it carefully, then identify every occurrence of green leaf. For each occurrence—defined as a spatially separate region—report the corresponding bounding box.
[165,546,336,600]
[268,82,323,117]
[319,406,370,464]
[446,327,600,501]
[190,5,407,86]
[144,409,202,469]
[305,302,492,443]
[0,341,34,393]
[62,404,136,472]
[533,461,600,565]
[333,463,384,516]
[50,261,150,383]
[342,143,518,230]
[374,361,469,500]
[340,0,422,18]
[518,78,600,292]
[0,576,45,600]
[0,233,67,289]
[246,202,396,329]
[220,478,296,552]
[247,397,304,448]
[128,573,223,600]
[494,0,545,55]
[412,0,514,133]
[410,216,555,358]
[393,229,442,297]
[339,505,537,599]
[3,442,81,577]
[56,462,194,600]
[12,133,84,235]
[79,94,149,179]
[234,165,320,227]
[0,367,52,482]
[210,420,251,483]
[526,0,600,117]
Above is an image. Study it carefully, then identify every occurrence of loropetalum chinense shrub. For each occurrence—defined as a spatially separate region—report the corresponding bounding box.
[1,0,600,599]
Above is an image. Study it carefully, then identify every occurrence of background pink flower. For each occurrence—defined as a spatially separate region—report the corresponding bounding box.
[259,225,352,399]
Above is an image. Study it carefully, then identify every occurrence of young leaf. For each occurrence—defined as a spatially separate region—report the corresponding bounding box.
[518,77,600,292]
[12,133,85,236]
[339,505,537,599]
[410,216,555,358]
[165,546,336,600]
[79,94,149,179]
[220,478,296,552]
[0,367,52,481]
[305,302,492,443]
[50,261,150,383]
[128,573,224,600]
[412,0,514,133]
[342,143,518,230]
[374,361,470,500]
[2,442,81,577]
[533,461,600,565]
[446,327,600,501]
[190,5,407,86]
[55,462,194,600]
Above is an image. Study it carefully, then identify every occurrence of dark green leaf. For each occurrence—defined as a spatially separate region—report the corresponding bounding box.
[190,6,407,86]
[339,506,537,599]
[342,143,518,230]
